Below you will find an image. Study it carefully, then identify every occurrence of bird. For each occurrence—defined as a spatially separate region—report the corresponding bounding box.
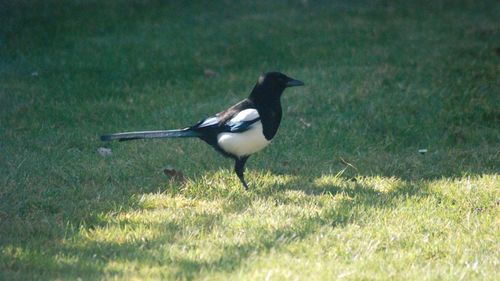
[100,72,304,189]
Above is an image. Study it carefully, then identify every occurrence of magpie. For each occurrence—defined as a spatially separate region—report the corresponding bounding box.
[100,72,304,189]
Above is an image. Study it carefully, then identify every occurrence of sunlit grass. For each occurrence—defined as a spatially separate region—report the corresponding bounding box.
[3,175,497,280]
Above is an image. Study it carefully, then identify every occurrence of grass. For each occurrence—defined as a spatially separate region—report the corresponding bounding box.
[1,0,499,280]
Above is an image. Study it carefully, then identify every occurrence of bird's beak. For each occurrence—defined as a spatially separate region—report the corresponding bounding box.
[286,78,305,87]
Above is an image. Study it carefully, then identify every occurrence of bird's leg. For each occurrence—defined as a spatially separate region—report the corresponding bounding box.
[234,156,249,190]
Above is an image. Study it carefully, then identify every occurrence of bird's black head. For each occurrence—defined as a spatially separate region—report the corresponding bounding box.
[250,72,304,102]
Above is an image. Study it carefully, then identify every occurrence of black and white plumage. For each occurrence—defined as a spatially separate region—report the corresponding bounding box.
[100,72,304,189]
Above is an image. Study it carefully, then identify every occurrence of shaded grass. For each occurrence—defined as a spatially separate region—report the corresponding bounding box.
[1,0,499,280]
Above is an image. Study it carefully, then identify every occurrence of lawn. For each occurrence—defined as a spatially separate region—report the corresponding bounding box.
[1,0,499,280]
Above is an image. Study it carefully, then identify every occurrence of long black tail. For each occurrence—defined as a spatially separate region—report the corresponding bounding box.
[100,128,201,142]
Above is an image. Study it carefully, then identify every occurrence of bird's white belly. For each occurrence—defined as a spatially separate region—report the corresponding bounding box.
[217,121,270,157]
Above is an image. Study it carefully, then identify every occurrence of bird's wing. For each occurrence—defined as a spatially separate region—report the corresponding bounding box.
[196,116,220,128]
[224,108,260,133]
[193,108,260,133]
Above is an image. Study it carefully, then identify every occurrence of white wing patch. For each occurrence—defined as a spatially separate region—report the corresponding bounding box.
[228,109,259,123]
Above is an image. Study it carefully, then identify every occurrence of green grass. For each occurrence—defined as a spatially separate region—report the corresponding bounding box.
[1,0,499,280]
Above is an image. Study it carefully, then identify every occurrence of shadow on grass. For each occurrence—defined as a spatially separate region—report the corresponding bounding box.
[0,171,433,280]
